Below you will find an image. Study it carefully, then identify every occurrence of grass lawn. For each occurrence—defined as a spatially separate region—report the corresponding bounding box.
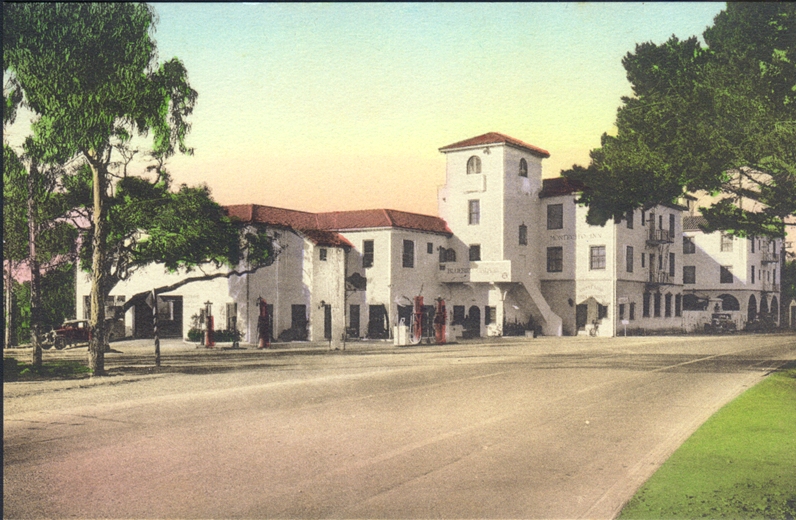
[3,357,92,381]
[619,363,796,519]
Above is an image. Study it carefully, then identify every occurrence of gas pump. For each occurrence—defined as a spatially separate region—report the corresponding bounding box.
[204,301,215,347]
[257,297,270,349]
[434,298,446,344]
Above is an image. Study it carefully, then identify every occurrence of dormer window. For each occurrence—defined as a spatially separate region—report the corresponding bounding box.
[467,156,481,175]
[519,158,528,177]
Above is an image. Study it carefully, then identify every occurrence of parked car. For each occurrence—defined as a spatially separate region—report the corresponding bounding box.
[704,313,737,334]
[51,319,91,349]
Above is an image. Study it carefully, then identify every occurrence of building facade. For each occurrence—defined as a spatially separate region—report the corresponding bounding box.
[75,132,783,342]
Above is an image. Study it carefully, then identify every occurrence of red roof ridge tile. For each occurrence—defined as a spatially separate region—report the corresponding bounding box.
[439,132,550,158]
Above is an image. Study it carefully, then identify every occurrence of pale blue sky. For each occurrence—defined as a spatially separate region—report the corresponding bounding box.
[17,3,730,215]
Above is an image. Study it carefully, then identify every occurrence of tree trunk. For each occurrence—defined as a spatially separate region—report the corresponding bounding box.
[27,161,43,369]
[5,259,15,347]
[87,156,108,376]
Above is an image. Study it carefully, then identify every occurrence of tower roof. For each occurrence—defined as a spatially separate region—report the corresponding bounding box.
[439,132,550,158]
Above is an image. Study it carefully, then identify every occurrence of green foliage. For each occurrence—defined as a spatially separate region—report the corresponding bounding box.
[782,260,796,308]
[619,365,796,519]
[4,358,91,382]
[564,3,796,238]
[10,264,77,344]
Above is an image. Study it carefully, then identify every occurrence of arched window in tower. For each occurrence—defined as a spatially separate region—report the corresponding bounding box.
[467,156,481,175]
[519,158,528,177]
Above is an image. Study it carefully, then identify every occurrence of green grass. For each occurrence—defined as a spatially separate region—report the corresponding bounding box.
[3,357,92,381]
[619,364,796,519]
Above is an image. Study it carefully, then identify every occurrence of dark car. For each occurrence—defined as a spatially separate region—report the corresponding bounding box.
[52,319,91,349]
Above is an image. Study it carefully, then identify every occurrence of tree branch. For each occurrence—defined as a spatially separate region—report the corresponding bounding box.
[120,263,269,313]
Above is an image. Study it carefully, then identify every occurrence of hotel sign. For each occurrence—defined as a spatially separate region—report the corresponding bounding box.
[439,261,512,283]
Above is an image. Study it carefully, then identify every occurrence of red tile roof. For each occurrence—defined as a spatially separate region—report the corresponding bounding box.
[439,132,550,158]
[225,204,451,238]
[299,229,354,248]
[539,177,586,198]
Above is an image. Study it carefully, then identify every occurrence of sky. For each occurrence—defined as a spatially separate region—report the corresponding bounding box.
[13,2,727,217]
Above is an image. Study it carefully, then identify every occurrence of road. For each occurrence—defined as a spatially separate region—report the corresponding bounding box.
[4,334,795,519]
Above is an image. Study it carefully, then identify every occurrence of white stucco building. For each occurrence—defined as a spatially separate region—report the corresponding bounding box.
[75,132,783,342]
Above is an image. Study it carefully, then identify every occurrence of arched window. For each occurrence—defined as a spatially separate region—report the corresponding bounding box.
[748,294,757,322]
[718,294,740,311]
[519,158,528,177]
[467,156,481,175]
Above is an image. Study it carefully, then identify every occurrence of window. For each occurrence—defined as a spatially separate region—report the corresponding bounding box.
[629,302,636,320]
[468,200,480,225]
[485,306,496,325]
[669,253,675,277]
[469,244,481,262]
[665,293,672,317]
[641,253,646,268]
[720,233,733,252]
[619,304,625,320]
[669,213,675,235]
[439,247,456,263]
[590,246,606,270]
[467,155,481,175]
[643,293,651,317]
[547,247,563,272]
[654,293,661,317]
[598,304,608,320]
[402,240,414,268]
[641,210,646,226]
[750,235,755,253]
[519,158,528,177]
[427,242,434,254]
[683,236,695,254]
[626,210,634,229]
[319,248,327,261]
[683,266,696,285]
[675,294,682,317]
[751,265,755,284]
[547,204,564,230]
[363,240,374,268]
[519,224,528,245]
[626,246,634,273]
[658,254,663,271]
[720,265,733,284]
[453,306,465,325]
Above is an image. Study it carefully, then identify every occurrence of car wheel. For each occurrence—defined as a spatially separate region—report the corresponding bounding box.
[54,337,66,350]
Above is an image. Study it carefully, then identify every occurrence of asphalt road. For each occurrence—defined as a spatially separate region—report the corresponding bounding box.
[4,334,795,519]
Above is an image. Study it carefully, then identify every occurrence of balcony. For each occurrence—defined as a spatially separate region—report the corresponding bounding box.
[646,270,671,287]
[646,228,674,246]
[760,251,779,263]
[761,282,780,293]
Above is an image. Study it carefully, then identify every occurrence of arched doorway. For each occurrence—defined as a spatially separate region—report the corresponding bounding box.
[771,296,779,323]
[760,296,769,315]
[747,295,757,322]
[464,305,481,338]
[717,294,740,311]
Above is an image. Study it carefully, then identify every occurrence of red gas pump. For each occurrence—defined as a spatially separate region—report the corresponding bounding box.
[257,297,270,349]
[204,301,215,347]
[434,298,446,344]
[412,295,424,344]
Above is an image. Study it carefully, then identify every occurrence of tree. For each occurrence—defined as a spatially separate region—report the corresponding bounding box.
[4,3,196,374]
[3,145,76,361]
[563,3,796,238]
[4,4,276,373]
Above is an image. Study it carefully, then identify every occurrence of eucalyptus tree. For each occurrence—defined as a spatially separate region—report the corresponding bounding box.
[563,3,796,238]
[4,3,197,373]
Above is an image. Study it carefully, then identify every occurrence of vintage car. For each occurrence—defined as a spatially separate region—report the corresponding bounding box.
[704,313,737,334]
[51,319,92,349]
